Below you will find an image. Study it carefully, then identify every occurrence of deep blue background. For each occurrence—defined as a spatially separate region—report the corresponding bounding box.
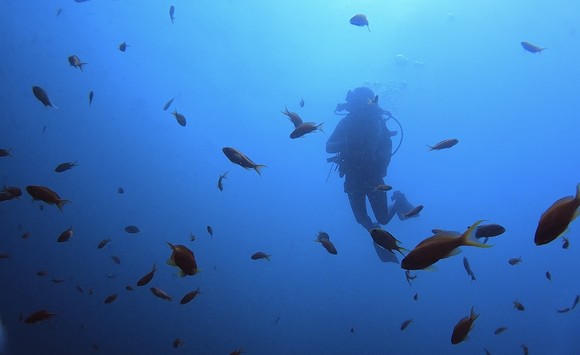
[1,0,579,354]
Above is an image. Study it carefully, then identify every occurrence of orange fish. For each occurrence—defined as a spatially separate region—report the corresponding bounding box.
[167,242,198,276]
[24,310,57,324]
[136,264,157,286]
[97,238,111,249]
[315,232,337,255]
[150,287,172,301]
[534,183,580,246]
[451,307,479,344]
[289,122,324,139]
[57,227,73,242]
[172,338,184,348]
[369,228,407,256]
[25,185,70,211]
[180,288,202,305]
[428,139,459,151]
[104,294,118,304]
[222,147,265,176]
[281,106,303,128]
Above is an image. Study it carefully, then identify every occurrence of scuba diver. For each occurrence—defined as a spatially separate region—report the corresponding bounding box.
[326,87,416,234]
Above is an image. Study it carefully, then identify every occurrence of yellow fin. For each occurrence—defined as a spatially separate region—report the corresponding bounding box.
[166,258,176,266]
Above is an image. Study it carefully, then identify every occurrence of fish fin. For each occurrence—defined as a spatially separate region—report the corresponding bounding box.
[166,258,176,266]
[461,220,492,248]
[423,265,437,272]
[443,248,462,259]
[254,164,266,176]
[56,199,70,212]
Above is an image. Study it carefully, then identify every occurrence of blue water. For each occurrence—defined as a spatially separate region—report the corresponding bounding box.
[1,0,579,354]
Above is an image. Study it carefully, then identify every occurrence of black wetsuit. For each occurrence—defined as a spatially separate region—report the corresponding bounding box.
[326,105,396,230]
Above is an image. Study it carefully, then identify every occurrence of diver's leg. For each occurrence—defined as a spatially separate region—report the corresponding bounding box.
[368,190,395,225]
[391,191,416,221]
[347,191,375,230]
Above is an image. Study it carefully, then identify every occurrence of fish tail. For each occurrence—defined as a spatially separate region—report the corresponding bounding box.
[470,306,479,321]
[254,164,266,176]
[166,242,175,249]
[56,199,70,212]
[266,255,271,261]
[426,145,434,151]
[575,183,580,201]
[461,220,491,248]
[367,25,371,32]
[317,122,325,133]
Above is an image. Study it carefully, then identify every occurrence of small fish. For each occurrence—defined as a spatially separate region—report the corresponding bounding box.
[217,171,228,191]
[26,185,69,211]
[0,253,9,259]
[562,237,570,249]
[230,349,243,355]
[207,225,213,237]
[117,187,125,194]
[405,270,417,286]
[400,319,412,331]
[535,183,580,246]
[508,257,522,265]
[21,232,30,239]
[402,205,423,219]
[521,41,546,53]
[67,55,86,71]
[171,109,186,127]
[136,264,157,286]
[413,293,418,301]
[374,184,392,192]
[451,307,479,344]
[289,122,324,139]
[97,238,111,249]
[24,310,57,324]
[494,326,507,335]
[281,106,304,128]
[56,8,62,16]
[57,227,73,243]
[299,98,304,108]
[36,271,48,277]
[572,295,579,309]
[350,327,354,333]
[0,185,21,202]
[190,233,196,241]
[88,91,94,105]
[556,307,571,313]
[222,147,266,175]
[0,148,12,157]
[545,271,552,281]
[350,14,370,32]
[54,161,78,173]
[163,97,175,111]
[513,300,525,311]
[369,228,407,256]
[111,255,121,264]
[51,278,65,284]
[150,287,172,301]
[126,285,134,291]
[167,242,198,276]
[124,225,140,234]
[104,294,118,304]
[172,338,184,348]
[75,285,84,294]
[180,287,202,305]
[475,224,505,240]
[119,41,129,52]
[484,348,492,355]
[169,5,175,24]
[428,139,459,151]
[251,252,271,261]
[521,344,529,355]
[463,257,476,281]
[32,86,58,108]
[315,232,338,255]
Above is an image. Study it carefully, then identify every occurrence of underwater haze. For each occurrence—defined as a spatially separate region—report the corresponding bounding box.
[1,0,580,354]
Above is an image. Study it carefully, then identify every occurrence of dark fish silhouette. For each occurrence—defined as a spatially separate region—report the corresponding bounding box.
[32,86,58,108]
[163,97,175,111]
[350,14,370,32]
[169,5,175,23]
[89,91,94,105]
[521,41,546,53]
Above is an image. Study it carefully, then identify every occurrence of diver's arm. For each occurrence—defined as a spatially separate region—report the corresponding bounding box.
[326,119,347,153]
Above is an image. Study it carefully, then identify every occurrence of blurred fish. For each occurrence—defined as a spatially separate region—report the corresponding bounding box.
[572,295,579,309]
[534,183,580,246]
[484,348,492,355]
[545,271,551,281]
[26,185,69,211]
[350,14,370,32]
[400,319,412,331]
[0,185,21,202]
[180,288,202,305]
[513,300,525,311]
[230,349,243,355]
[24,310,57,324]
[97,238,111,249]
[521,41,546,53]
[290,122,324,139]
[126,285,134,291]
[475,224,505,243]
[75,285,84,294]
[172,338,184,348]
[315,231,337,255]
[56,8,62,16]
[402,205,423,219]
[67,55,86,71]
[136,264,157,286]
[374,184,392,192]
[163,97,175,111]
[104,294,118,304]
[217,171,228,191]
[299,98,304,108]
[428,139,458,151]
[401,221,490,270]
[54,161,77,173]
[117,187,125,194]
[190,233,196,241]
[169,5,175,24]
[150,287,172,301]
[0,253,9,259]
[171,109,186,127]
[494,326,507,335]
[32,86,58,108]
[562,237,570,249]
[413,293,418,301]
[111,255,121,264]
[167,242,198,276]
[119,41,129,52]
[51,278,65,284]
[36,271,48,277]
[88,91,94,105]
[451,307,478,344]
[521,344,529,355]
[556,307,570,313]
[0,148,12,157]
[462,257,476,281]
[405,270,417,286]
[207,225,213,237]
[508,257,522,266]
[21,231,30,239]
[222,147,266,176]
[369,228,407,256]
[57,227,73,242]
[124,225,140,234]
[251,252,271,261]
[281,107,303,128]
